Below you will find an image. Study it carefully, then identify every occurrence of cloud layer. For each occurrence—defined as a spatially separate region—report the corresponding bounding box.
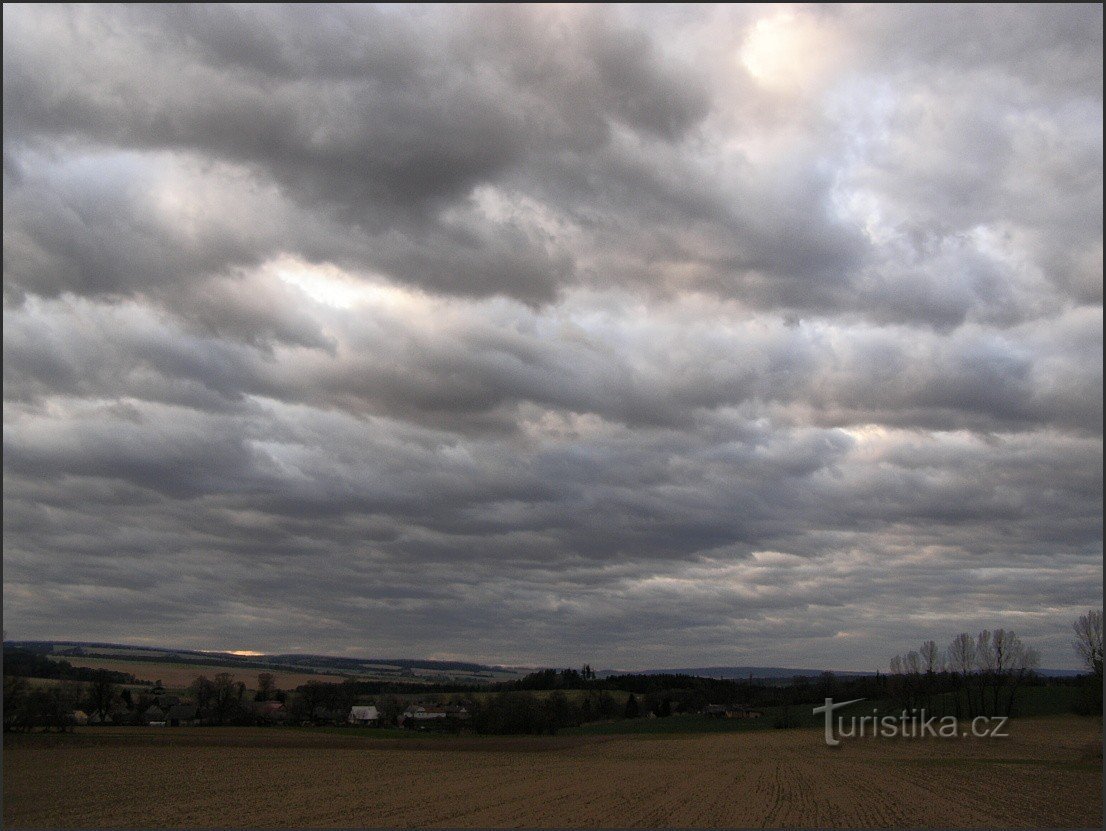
[3,5,1101,669]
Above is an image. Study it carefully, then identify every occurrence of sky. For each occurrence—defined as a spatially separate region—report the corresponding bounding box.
[2,4,1102,671]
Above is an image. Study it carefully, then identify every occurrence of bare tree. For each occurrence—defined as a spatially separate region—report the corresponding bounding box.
[190,675,215,712]
[991,629,1015,715]
[208,673,245,724]
[904,651,922,709]
[918,641,942,711]
[947,633,976,718]
[975,631,995,715]
[904,651,922,676]
[256,672,276,701]
[86,674,119,724]
[1004,639,1040,716]
[1072,609,1103,677]
[920,641,942,673]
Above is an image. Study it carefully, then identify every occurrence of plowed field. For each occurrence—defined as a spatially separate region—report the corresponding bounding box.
[4,716,1100,827]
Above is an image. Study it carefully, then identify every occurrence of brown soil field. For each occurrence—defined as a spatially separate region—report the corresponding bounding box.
[3,716,1100,828]
[52,656,349,690]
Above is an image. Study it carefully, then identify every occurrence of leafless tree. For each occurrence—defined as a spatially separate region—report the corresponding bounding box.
[917,641,942,711]
[904,651,922,676]
[975,630,995,671]
[1072,609,1103,677]
[991,629,1015,715]
[1004,639,1040,716]
[256,672,276,701]
[901,651,922,709]
[920,641,942,674]
[190,675,215,711]
[888,654,905,706]
[947,633,976,718]
[86,675,119,724]
[974,630,996,715]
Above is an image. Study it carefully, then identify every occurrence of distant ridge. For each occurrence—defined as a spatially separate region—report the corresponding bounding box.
[5,641,1084,679]
[596,666,875,680]
[598,665,1084,679]
[3,640,517,676]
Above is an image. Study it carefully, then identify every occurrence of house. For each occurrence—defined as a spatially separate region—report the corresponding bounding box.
[70,710,89,726]
[703,704,764,719]
[400,704,469,730]
[348,705,379,726]
[165,704,200,727]
[143,705,166,724]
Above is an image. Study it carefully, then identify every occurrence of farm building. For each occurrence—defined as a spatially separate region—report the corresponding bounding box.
[348,705,379,726]
[400,704,469,729]
[142,705,166,724]
[703,705,764,719]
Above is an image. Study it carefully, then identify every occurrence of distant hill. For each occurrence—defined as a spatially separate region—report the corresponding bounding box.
[599,665,1085,680]
[4,640,524,684]
[596,666,874,681]
[6,641,1084,682]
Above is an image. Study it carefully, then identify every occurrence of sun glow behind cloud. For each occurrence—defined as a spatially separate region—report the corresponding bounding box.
[739,9,842,92]
[267,255,422,314]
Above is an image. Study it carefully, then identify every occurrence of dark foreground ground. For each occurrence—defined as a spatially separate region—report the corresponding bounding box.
[4,715,1101,828]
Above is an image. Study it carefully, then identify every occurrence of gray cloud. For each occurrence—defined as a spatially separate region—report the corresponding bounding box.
[3,5,1101,669]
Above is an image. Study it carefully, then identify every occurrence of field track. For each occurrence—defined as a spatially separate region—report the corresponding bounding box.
[4,716,1100,828]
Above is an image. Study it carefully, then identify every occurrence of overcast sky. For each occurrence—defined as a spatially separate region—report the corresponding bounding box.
[3,4,1101,670]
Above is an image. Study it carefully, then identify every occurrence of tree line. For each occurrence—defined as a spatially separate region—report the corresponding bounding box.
[2,647,141,684]
[3,671,127,732]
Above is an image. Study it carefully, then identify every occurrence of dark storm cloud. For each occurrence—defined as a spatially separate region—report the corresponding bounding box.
[3,5,1101,668]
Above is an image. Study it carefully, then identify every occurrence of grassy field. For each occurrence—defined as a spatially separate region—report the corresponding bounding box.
[3,715,1100,828]
[49,656,349,690]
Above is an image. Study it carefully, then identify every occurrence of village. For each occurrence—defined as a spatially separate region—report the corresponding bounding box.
[59,680,765,731]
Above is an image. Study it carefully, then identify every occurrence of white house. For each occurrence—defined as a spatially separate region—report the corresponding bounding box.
[348,705,379,726]
[400,704,469,729]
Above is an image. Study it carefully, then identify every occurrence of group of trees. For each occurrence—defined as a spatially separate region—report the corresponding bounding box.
[4,668,299,731]
[2,673,128,732]
[3,676,84,732]
[468,689,661,735]
[2,647,139,685]
[1071,609,1102,714]
[187,673,257,725]
[884,610,1103,718]
[887,629,1040,717]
